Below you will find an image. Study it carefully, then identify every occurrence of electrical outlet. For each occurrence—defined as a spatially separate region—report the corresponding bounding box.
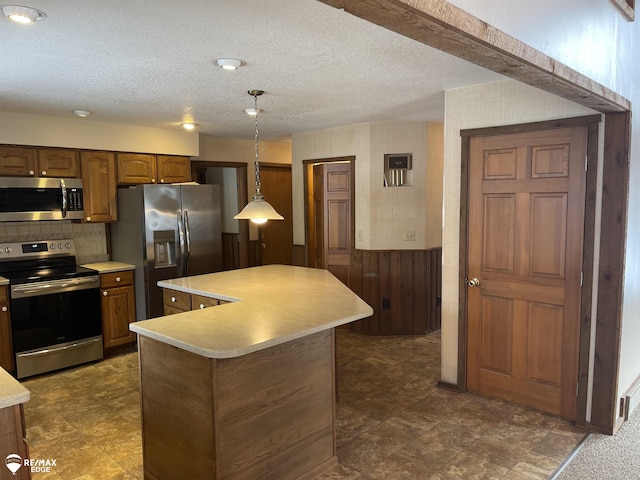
[404,230,415,241]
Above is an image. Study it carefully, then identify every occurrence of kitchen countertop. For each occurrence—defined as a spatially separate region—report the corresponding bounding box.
[81,261,135,273]
[130,265,373,359]
[0,276,8,286]
[0,368,29,409]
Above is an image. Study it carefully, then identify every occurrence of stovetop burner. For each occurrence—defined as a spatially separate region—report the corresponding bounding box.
[0,239,97,284]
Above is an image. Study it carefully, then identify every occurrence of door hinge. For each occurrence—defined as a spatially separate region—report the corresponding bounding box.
[576,382,579,396]
[585,155,588,172]
[580,271,584,287]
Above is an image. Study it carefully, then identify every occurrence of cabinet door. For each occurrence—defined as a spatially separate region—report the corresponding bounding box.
[117,153,157,184]
[101,285,136,349]
[37,148,80,178]
[157,155,191,184]
[80,151,118,223]
[0,146,36,177]
[0,287,14,372]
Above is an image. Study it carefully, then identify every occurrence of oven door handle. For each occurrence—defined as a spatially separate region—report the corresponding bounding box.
[11,276,100,298]
[17,338,101,358]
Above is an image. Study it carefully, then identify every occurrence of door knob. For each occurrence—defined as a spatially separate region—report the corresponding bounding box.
[466,277,480,287]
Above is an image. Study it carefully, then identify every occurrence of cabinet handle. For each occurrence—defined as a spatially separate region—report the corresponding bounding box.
[199,303,205,309]
[86,216,91,221]
[151,178,156,183]
[1,306,7,312]
[116,276,121,282]
[41,170,47,176]
[29,170,35,176]
[102,291,108,296]
[160,179,165,183]
[171,296,177,303]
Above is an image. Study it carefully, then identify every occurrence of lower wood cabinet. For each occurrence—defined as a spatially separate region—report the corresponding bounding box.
[0,286,14,372]
[163,288,227,315]
[0,404,31,480]
[100,271,136,354]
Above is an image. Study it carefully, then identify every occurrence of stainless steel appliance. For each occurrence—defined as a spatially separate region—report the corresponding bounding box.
[0,177,84,222]
[0,239,102,379]
[111,184,222,320]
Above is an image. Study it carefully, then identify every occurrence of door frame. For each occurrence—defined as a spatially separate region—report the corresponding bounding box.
[302,156,356,269]
[191,161,250,268]
[458,114,601,427]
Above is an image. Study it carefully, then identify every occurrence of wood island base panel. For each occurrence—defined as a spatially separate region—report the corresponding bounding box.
[139,331,337,480]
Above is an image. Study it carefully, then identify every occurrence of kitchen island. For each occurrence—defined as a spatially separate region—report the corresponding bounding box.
[130,265,373,480]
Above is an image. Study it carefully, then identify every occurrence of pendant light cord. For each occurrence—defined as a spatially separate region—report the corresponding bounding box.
[253,92,263,200]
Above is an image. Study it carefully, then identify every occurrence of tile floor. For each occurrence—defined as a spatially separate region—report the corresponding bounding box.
[21,330,586,479]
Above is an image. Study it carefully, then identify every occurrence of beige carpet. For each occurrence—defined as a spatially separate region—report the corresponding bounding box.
[553,407,640,479]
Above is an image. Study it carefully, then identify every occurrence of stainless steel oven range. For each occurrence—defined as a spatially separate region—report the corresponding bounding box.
[0,239,102,378]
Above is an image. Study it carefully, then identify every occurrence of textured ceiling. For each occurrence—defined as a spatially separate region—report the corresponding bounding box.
[0,0,504,140]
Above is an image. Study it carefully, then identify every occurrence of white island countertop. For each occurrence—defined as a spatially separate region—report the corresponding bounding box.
[130,265,373,359]
[0,368,29,409]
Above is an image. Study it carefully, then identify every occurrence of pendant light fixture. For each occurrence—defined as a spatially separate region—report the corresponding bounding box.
[234,90,284,224]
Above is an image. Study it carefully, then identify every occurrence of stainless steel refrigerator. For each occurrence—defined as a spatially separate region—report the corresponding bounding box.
[111,184,222,320]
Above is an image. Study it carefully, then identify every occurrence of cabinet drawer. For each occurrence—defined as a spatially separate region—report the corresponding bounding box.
[163,289,191,311]
[164,305,186,316]
[191,294,219,310]
[100,270,134,288]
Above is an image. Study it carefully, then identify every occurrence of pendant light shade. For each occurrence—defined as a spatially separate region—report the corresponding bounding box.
[234,90,284,224]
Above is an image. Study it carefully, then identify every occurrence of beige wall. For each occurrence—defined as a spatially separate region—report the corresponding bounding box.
[196,135,292,239]
[0,112,198,156]
[291,121,443,250]
[441,80,599,404]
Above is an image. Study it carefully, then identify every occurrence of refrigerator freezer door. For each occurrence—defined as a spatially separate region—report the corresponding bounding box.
[180,184,223,276]
[143,185,182,318]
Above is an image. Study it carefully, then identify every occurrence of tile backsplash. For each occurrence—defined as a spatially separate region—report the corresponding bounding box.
[0,221,109,264]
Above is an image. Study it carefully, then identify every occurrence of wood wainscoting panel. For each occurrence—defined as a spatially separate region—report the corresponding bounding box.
[350,248,442,335]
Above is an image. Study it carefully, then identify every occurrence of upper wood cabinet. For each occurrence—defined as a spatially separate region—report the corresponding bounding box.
[0,146,36,177]
[118,153,190,185]
[117,153,157,184]
[157,155,191,184]
[0,146,80,177]
[37,148,80,178]
[80,151,118,223]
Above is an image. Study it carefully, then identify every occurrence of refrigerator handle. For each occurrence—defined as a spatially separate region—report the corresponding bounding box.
[177,211,185,277]
[183,210,191,276]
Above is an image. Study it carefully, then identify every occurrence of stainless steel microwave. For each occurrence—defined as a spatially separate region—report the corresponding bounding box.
[0,177,84,221]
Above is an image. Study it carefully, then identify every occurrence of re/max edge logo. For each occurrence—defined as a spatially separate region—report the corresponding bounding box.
[5,454,57,475]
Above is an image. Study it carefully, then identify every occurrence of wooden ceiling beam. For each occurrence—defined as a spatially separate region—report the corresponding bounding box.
[319,0,630,113]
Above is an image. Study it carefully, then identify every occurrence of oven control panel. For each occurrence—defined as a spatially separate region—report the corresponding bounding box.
[0,239,76,260]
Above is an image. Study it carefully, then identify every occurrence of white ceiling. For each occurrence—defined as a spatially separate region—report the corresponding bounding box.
[0,0,504,141]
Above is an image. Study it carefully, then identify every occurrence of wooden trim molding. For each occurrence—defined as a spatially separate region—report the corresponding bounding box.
[319,0,630,113]
[610,0,635,21]
[590,111,630,434]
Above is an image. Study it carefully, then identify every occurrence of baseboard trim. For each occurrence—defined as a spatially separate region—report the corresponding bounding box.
[624,374,640,421]
[437,380,463,392]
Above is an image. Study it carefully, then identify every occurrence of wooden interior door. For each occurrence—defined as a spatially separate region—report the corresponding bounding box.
[258,165,293,265]
[466,126,587,419]
[312,162,352,286]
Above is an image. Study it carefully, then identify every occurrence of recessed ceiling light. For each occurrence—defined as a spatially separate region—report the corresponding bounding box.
[216,58,244,71]
[181,122,199,131]
[244,108,262,116]
[1,5,46,24]
[72,109,91,118]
